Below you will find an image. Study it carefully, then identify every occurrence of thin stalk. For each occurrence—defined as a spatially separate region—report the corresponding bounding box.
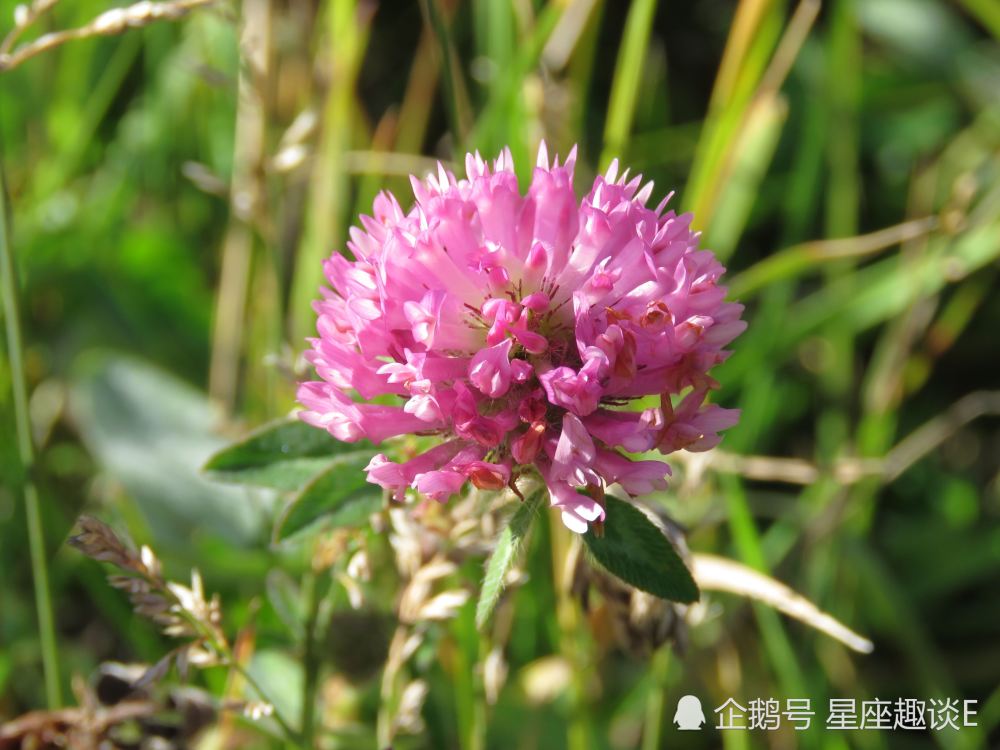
[152,577,300,743]
[452,621,486,750]
[641,647,671,750]
[728,216,939,299]
[467,622,493,750]
[290,0,368,341]
[208,0,271,412]
[299,572,324,749]
[0,157,62,708]
[809,3,862,689]
[0,0,214,72]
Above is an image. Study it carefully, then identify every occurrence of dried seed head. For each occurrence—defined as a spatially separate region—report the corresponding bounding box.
[69,516,138,571]
[482,647,508,706]
[393,680,429,735]
[69,516,228,656]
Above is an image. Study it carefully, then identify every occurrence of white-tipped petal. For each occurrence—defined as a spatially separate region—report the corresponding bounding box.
[604,158,619,183]
[536,140,550,169]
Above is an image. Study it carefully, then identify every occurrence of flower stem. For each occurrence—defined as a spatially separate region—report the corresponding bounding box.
[0,155,62,708]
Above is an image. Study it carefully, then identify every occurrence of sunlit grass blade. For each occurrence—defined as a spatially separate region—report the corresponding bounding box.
[782,220,1000,346]
[701,94,786,259]
[957,0,1000,40]
[686,0,818,238]
[692,554,873,653]
[728,217,939,299]
[683,0,782,221]
[290,0,371,342]
[721,476,808,697]
[469,2,563,162]
[600,0,658,169]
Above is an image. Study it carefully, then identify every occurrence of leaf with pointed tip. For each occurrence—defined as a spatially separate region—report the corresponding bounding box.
[273,455,383,542]
[203,418,371,491]
[476,492,543,630]
[583,495,699,603]
[265,570,305,639]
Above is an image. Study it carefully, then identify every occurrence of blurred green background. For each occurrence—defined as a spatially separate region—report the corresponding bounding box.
[2,0,999,747]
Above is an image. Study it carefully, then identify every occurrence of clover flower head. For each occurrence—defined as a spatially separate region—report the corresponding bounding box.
[298,144,745,532]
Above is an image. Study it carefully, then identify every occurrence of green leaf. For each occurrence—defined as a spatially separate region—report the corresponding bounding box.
[71,355,265,546]
[476,492,543,630]
[203,418,370,491]
[265,569,305,639]
[273,455,383,542]
[583,495,699,604]
[246,649,303,730]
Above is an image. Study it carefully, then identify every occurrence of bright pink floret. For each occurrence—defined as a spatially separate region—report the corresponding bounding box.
[298,144,746,533]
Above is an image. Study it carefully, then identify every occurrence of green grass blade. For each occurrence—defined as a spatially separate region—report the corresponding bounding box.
[600,0,658,169]
[0,152,62,708]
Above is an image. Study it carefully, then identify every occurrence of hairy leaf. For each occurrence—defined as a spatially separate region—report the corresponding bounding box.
[203,418,370,491]
[583,495,699,604]
[476,492,542,630]
[273,456,382,542]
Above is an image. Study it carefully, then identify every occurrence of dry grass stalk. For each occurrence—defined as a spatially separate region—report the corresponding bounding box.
[0,700,164,750]
[0,0,59,60]
[0,0,217,72]
[375,489,518,746]
[692,554,875,654]
[677,388,1000,488]
[69,517,227,684]
[207,0,271,410]
[67,516,300,738]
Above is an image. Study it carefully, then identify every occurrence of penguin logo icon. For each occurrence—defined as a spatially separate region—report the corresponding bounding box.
[674,695,706,730]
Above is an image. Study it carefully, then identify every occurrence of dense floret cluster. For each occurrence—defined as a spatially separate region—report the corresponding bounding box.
[299,145,745,532]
